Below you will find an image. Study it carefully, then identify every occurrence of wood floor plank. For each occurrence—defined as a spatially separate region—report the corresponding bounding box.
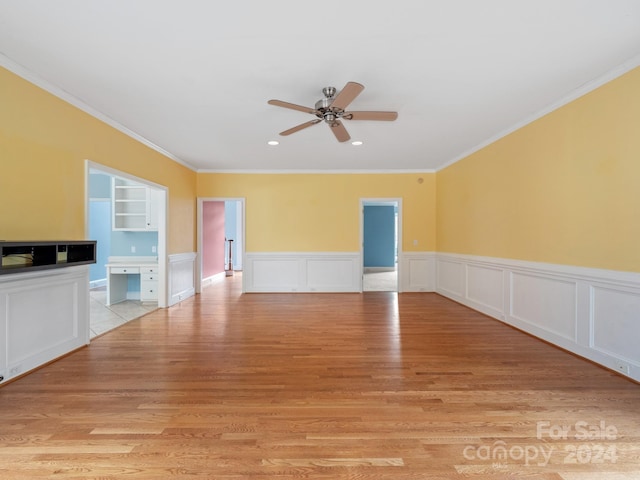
[1,274,639,478]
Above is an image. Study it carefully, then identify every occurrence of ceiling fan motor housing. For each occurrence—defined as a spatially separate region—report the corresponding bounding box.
[316,86,341,123]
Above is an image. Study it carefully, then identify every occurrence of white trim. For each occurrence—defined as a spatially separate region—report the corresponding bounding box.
[85,160,168,308]
[0,266,90,384]
[107,256,159,264]
[437,252,640,288]
[244,252,361,293]
[1,53,195,172]
[196,197,246,294]
[436,252,640,382]
[197,169,437,174]
[168,252,197,306]
[89,278,107,289]
[201,272,227,289]
[401,252,437,292]
[360,198,403,293]
[437,53,640,172]
[243,251,437,293]
[4,49,638,175]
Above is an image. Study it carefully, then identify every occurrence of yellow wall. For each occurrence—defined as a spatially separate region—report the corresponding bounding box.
[197,173,436,252]
[5,59,637,273]
[437,67,640,272]
[0,67,197,254]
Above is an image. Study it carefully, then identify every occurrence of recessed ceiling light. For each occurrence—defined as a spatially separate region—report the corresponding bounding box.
[267,140,279,146]
[351,141,363,146]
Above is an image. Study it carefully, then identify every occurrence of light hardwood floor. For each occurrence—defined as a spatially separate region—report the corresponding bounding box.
[1,274,639,479]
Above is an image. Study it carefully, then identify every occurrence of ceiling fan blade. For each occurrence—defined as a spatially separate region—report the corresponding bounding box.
[345,111,398,121]
[280,119,322,136]
[329,120,350,142]
[268,99,317,114]
[330,82,364,111]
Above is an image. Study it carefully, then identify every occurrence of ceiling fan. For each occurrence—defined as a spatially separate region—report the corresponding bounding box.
[268,81,398,143]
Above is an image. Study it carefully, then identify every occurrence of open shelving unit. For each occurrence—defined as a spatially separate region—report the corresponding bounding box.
[112,177,158,231]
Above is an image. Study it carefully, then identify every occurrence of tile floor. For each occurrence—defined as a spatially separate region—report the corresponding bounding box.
[89,287,158,338]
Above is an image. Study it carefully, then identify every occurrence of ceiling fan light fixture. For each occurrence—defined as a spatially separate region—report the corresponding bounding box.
[351,141,363,146]
[324,113,336,123]
[267,140,279,146]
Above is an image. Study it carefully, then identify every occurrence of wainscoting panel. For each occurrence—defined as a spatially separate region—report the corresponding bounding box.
[509,272,577,342]
[591,284,640,366]
[306,257,359,291]
[436,253,640,382]
[0,267,89,384]
[466,264,504,319]
[251,257,300,291]
[168,253,196,306]
[401,252,436,292]
[244,253,361,293]
[436,258,465,299]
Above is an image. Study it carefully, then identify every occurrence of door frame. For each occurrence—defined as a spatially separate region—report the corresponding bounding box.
[196,197,246,294]
[360,198,402,293]
[85,160,168,307]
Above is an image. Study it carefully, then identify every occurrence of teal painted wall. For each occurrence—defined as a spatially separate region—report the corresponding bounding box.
[363,206,396,267]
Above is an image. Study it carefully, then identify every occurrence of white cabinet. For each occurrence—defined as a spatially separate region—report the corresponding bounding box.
[112,178,159,231]
[106,260,158,305]
[140,266,158,302]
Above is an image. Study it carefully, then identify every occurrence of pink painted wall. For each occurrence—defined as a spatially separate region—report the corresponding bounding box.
[202,201,226,278]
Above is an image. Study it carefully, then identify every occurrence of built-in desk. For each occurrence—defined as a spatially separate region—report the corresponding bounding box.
[106,257,158,305]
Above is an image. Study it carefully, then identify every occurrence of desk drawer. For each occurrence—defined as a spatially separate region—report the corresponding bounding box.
[141,266,157,274]
[141,280,158,301]
[110,266,140,274]
[141,273,157,282]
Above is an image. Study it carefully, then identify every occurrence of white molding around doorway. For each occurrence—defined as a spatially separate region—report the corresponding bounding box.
[84,160,168,308]
[360,198,403,293]
[196,197,246,294]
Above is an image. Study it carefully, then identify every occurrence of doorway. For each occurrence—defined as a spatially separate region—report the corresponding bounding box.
[197,198,245,293]
[85,161,168,337]
[361,198,401,292]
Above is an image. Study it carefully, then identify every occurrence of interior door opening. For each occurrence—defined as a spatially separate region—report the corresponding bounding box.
[85,161,168,338]
[197,198,245,293]
[361,199,401,292]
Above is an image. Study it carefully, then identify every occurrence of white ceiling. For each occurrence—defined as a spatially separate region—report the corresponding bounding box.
[1,1,639,172]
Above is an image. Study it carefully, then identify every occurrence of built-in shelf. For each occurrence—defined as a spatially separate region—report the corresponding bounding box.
[0,240,97,275]
[112,178,159,231]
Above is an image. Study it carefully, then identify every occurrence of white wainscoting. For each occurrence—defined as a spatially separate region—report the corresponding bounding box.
[244,253,362,293]
[244,252,437,293]
[436,253,640,382]
[168,252,197,306]
[0,266,90,384]
[400,252,437,292]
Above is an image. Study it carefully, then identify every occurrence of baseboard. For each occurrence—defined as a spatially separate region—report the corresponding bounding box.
[90,278,107,289]
[202,271,226,288]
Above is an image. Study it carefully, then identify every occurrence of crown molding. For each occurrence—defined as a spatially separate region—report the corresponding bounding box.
[196,168,436,174]
[436,53,640,172]
[0,53,197,172]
